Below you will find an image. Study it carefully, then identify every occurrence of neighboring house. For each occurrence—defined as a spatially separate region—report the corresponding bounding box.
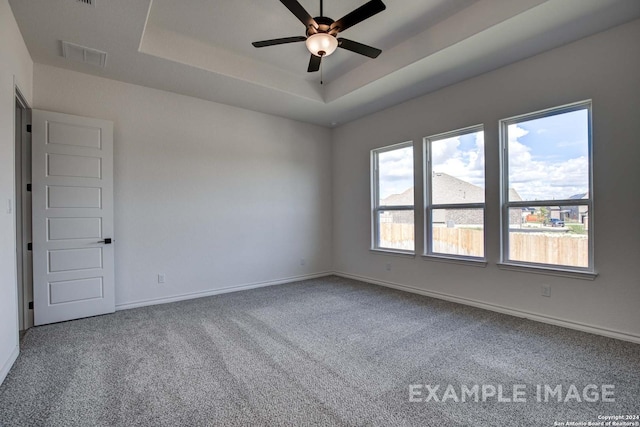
[380,187,414,207]
[547,192,588,227]
[381,173,523,226]
[379,188,414,225]
[432,173,484,225]
[549,207,571,221]
[565,192,589,228]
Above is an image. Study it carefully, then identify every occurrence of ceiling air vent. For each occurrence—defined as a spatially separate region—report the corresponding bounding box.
[76,0,95,6]
[61,41,107,68]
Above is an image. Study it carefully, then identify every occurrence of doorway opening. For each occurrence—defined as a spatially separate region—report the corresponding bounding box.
[15,88,33,335]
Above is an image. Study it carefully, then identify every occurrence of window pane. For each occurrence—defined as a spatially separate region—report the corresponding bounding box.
[431,208,484,257]
[378,146,414,206]
[507,109,589,202]
[507,206,589,268]
[431,129,484,204]
[378,210,414,251]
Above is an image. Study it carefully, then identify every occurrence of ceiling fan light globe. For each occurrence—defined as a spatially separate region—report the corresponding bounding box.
[306,33,338,57]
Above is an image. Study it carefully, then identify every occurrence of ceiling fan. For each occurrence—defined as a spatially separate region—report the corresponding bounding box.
[252,0,386,73]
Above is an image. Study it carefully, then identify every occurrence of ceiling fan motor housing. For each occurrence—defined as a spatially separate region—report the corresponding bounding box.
[307,16,336,36]
[306,16,338,57]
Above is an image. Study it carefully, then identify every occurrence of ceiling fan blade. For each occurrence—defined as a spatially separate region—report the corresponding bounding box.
[280,0,318,30]
[252,36,307,48]
[308,54,321,72]
[331,0,386,33]
[338,38,381,58]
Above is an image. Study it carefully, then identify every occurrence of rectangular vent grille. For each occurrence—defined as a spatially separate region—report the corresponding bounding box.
[76,0,95,6]
[61,41,107,68]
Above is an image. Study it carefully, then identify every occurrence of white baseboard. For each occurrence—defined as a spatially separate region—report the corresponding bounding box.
[114,270,640,345]
[334,271,640,345]
[116,271,333,311]
[0,345,19,386]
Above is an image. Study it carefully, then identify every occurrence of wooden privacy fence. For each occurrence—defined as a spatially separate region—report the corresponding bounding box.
[432,227,483,257]
[508,231,588,267]
[381,225,588,267]
[379,223,415,251]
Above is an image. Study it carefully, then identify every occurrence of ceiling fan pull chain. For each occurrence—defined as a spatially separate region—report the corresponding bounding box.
[320,56,323,85]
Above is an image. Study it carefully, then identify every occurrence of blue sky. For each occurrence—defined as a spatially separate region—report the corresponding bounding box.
[378,108,589,201]
[517,110,588,160]
[508,109,589,200]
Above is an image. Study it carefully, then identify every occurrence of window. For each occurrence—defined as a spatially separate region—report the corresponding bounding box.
[371,142,414,253]
[424,126,485,259]
[500,101,593,272]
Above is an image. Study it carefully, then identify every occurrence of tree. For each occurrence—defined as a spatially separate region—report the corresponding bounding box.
[537,207,549,224]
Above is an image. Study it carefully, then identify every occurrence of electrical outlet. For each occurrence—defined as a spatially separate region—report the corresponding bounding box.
[300,258,306,266]
[158,274,166,284]
[386,263,392,271]
[541,284,551,297]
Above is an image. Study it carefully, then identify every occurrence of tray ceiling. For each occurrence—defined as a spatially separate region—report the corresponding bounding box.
[9,0,640,126]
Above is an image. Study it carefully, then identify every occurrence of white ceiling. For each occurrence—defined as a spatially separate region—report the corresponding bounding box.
[9,0,640,127]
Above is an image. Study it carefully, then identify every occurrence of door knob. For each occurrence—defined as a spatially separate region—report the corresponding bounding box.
[98,238,113,244]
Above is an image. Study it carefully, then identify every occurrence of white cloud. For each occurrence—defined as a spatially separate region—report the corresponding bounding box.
[556,139,585,148]
[377,122,588,202]
[431,132,485,188]
[378,146,414,199]
[507,124,588,200]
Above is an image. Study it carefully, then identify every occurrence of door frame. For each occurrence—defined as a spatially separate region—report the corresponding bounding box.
[15,86,33,332]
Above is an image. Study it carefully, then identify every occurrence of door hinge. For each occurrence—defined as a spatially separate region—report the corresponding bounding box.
[27,242,32,251]
[26,183,32,192]
[26,124,32,133]
[28,301,33,310]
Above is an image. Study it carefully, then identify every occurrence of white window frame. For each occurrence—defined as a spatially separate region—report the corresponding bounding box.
[371,141,415,254]
[499,100,595,277]
[423,125,486,262]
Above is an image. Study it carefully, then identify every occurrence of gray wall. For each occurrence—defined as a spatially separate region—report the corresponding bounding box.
[0,0,33,385]
[332,19,640,341]
[2,3,639,390]
[33,64,333,308]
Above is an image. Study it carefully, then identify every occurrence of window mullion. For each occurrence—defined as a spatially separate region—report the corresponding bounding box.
[431,203,485,210]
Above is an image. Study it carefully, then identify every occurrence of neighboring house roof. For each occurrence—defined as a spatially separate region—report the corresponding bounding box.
[381,187,413,206]
[569,192,589,200]
[509,188,523,202]
[431,173,484,204]
[381,173,523,205]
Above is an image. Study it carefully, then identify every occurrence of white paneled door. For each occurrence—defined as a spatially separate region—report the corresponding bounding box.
[32,110,114,326]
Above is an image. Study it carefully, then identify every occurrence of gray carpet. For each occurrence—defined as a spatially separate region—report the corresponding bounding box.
[1,276,639,426]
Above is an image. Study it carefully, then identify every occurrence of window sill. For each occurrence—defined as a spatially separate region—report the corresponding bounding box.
[370,248,416,259]
[497,262,598,281]
[422,254,487,268]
